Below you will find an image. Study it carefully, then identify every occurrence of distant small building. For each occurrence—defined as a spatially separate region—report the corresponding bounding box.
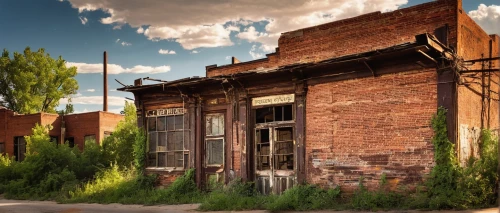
[0,108,123,161]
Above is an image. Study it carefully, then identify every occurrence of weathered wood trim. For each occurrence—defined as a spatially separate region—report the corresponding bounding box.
[195,98,203,188]
[294,82,306,184]
[437,69,457,144]
[225,99,233,183]
[239,91,249,181]
[188,98,196,171]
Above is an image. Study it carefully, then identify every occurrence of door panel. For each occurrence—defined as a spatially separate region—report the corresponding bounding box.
[255,126,295,194]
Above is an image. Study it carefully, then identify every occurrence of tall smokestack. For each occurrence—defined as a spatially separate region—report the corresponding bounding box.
[103,51,108,112]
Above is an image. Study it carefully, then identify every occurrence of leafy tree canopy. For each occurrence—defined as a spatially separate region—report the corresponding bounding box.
[0,47,78,114]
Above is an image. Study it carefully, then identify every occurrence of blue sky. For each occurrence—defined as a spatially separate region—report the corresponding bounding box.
[0,0,498,114]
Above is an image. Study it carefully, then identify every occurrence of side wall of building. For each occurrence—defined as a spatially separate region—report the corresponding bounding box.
[98,112,124,142]
[306,69,438,191]
[64,112,101,149]
[207,0,458,77]
[456,9,500,164]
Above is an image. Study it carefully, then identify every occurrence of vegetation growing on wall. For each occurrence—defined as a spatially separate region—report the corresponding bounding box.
[0,106,497,211]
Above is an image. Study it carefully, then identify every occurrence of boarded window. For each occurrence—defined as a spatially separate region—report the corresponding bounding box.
[147,114,189,169]
[205,114,224,167]
[14,136,26,162]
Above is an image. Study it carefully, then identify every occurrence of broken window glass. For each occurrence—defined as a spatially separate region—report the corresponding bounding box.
[206,114,224,136]
[147,113,189,169]
[256,105,293,124]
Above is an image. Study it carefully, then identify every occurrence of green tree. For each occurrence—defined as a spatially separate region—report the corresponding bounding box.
[0,47,78,114]
[102,102,143,169]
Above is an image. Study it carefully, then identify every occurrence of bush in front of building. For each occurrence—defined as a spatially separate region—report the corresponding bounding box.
[413,108,499,210]
[65,167,202,205]
[0,124,108,200]
[198,179,268,211]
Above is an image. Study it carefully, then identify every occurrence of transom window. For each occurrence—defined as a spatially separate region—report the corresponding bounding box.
[205,114,224,166]
[148,114,189,169]
[256,105,293,124]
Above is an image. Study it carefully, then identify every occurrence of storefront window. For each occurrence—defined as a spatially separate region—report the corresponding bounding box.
[148,113,189,169]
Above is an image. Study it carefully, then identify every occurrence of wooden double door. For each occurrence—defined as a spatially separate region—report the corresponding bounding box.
[254,125,295,194]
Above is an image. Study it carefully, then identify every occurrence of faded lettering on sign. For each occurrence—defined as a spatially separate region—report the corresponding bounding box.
[147,108,185,117]
[252,94,295,106]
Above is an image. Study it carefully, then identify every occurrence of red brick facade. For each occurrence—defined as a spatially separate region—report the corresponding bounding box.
[0,108,123,159]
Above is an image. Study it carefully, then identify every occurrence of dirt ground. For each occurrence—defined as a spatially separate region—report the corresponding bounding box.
[0,199,497,213]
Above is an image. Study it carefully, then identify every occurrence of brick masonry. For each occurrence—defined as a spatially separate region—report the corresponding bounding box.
[306,69,437,191]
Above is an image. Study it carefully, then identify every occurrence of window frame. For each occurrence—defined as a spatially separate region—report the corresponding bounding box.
[0,142,4,154]
[205,113,225,167]
[13,136,26,162]
[147,113,189,170]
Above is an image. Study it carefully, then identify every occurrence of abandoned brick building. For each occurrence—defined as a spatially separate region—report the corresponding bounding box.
[119,0,500,193]
[0,108,123,161]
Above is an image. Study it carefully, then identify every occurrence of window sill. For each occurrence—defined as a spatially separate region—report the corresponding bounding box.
[145,167,185,172]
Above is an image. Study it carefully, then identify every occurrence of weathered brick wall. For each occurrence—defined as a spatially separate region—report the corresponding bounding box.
[98,112,124,142]
[207,0,458,77]
[306,69,437,191]
[64,112,100,149]
[0,109,8,153]
[4,112,42,157]
[456,10,500,164]
[41,113,62,141]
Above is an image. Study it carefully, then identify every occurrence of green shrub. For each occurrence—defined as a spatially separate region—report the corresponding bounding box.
[267,184,341,211]
[102,102,139,169]
[199,179,267,211]
[350,176,404,211]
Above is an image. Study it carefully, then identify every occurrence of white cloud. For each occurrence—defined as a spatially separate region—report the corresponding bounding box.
[67,62,171,74]
[79,16,88,25]
[158,49,176,55]
[73,108,90,114]
[237,26,279,52]
[191,50,199,54]
[225,56,231,60]
[121,41,132,46]
[60,96,127,106]
[469,4,500,36]
[249,45,264,59]
[115,38,120,43]
[110,89,117,92]
[67,0,408,51]
[86,89,96,92]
